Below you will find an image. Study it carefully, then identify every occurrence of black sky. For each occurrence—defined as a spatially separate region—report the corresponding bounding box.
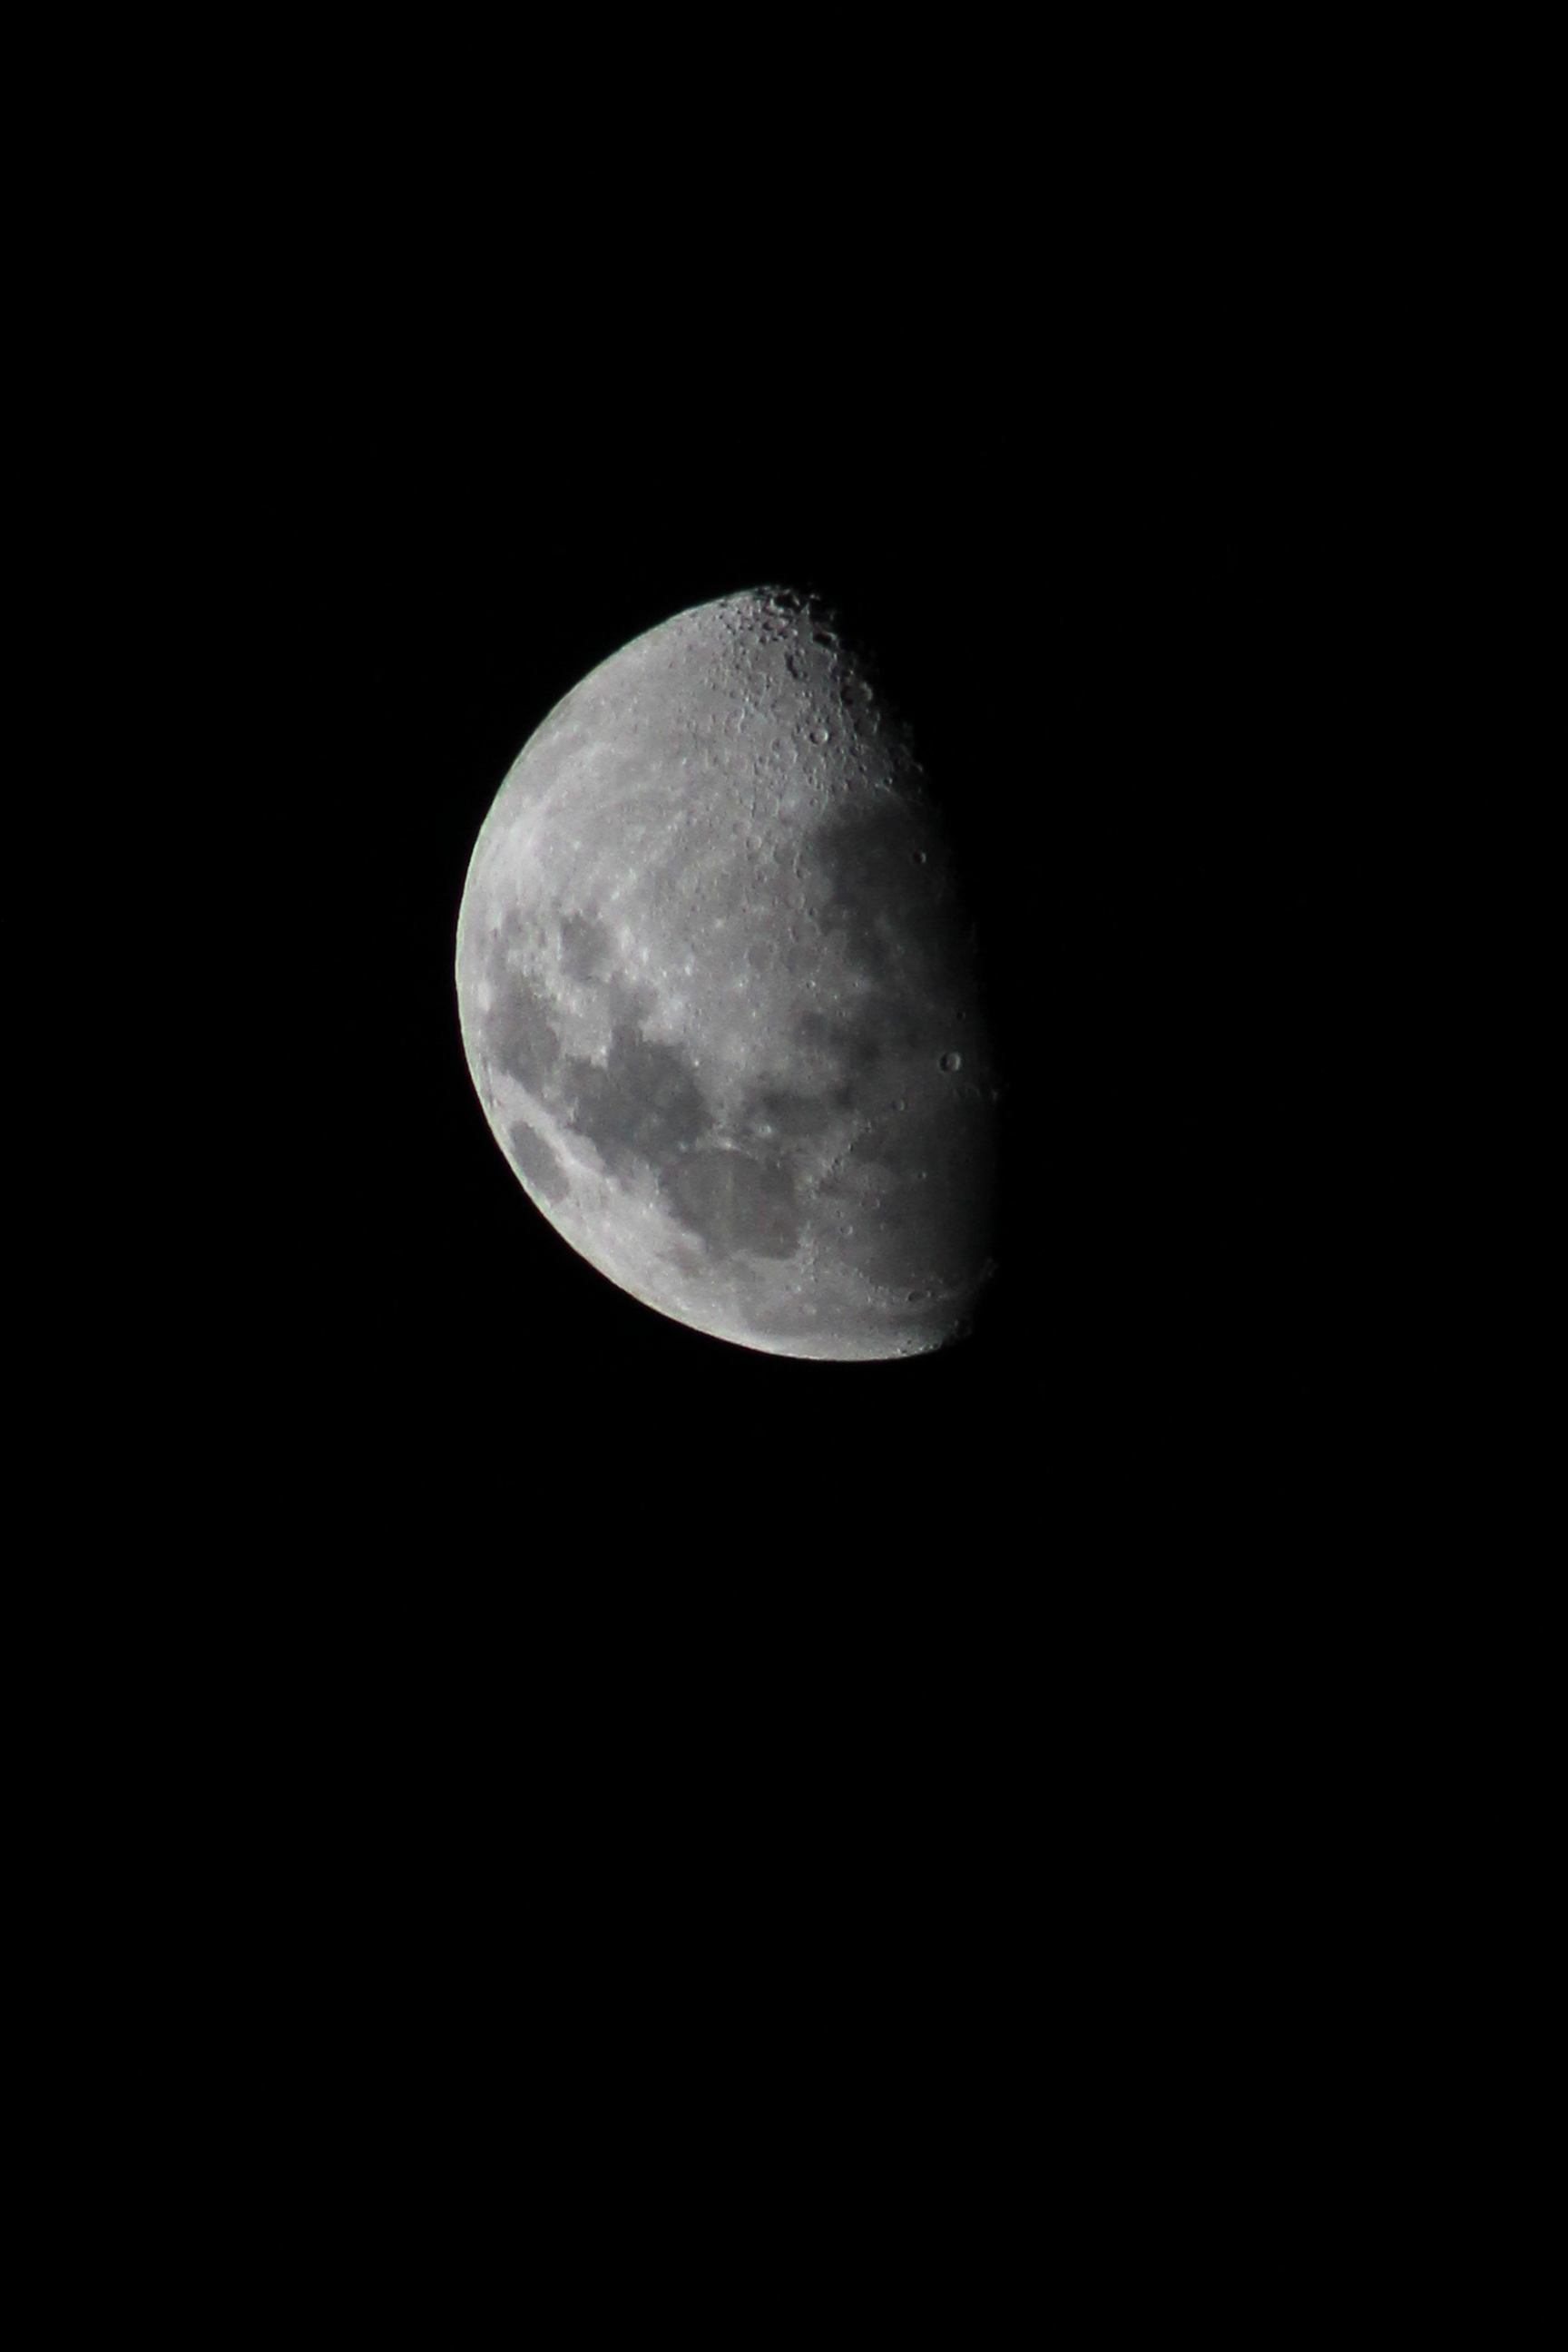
[39,71,1433,2266]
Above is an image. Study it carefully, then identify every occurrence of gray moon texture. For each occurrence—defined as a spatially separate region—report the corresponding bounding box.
[454,587,998,1360]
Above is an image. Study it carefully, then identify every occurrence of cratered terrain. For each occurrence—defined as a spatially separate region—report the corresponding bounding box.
[455,588,998,1359]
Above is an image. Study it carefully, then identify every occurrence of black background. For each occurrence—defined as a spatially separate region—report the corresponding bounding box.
[37,67,1446,2297]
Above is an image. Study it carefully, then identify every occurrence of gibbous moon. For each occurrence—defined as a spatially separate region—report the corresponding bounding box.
[455,588,998,1360]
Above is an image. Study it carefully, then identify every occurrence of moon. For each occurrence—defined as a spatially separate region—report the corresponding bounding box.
[455,587,998,1360]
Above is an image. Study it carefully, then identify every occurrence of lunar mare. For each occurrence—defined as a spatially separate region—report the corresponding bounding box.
[455,587,998,1359]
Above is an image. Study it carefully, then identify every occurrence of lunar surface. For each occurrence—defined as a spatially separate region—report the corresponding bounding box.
[455,587,998,1359]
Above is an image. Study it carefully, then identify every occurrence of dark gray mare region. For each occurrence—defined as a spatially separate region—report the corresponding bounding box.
[473,912,803,1265]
